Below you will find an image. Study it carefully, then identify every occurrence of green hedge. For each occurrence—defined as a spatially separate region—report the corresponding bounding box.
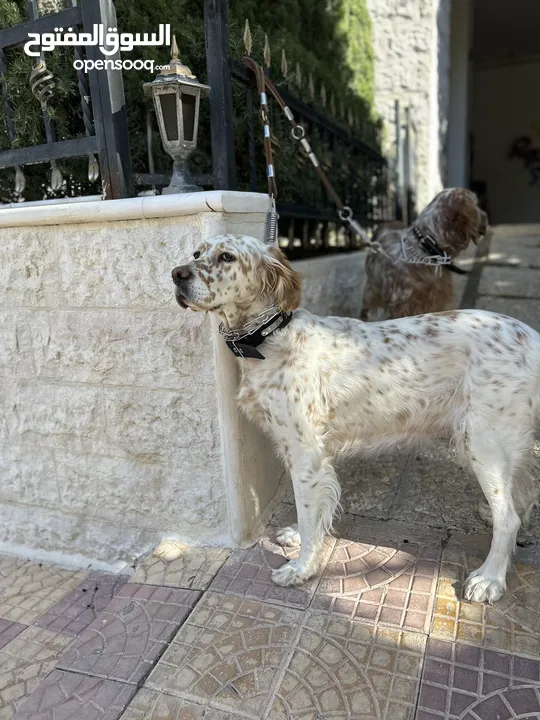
[0,0,381,201]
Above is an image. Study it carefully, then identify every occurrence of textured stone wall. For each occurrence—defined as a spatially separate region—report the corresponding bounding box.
[0,199,365,569]
[0,198,284,568]
[366,0,452,210]
[293,253,366,319]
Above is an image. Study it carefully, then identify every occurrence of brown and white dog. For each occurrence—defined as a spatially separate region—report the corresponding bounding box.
[172,234,540,604]
[361,188,488,320]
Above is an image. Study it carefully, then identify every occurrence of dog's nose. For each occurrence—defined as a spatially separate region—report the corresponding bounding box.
[171,265,192,286]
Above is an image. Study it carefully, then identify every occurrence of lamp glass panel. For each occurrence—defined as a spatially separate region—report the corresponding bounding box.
[182,93,197,142]
[158,92,179,141]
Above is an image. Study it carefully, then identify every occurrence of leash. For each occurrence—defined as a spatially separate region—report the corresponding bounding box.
[243,56,468,273]
[243,56,389,255]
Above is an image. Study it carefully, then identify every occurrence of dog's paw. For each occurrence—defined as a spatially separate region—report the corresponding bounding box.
[464,570,505,604]
[271,560,313,587]
[478,501,493,526]
[275,525,301,548]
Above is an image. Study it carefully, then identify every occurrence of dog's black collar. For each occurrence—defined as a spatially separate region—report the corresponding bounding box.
[220,309,293,360]
[412,226,469,275]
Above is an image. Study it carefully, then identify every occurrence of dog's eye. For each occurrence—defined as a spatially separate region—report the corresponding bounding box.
[220,252,236,263]
[193,251,201,259]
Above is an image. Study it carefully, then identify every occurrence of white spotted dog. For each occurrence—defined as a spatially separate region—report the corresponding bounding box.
[172,234,540,604]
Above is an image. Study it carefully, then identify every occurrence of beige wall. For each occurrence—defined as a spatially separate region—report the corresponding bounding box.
[0,192,285,569]
[367,0,452,209]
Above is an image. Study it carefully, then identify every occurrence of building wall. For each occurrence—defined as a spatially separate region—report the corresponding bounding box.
[366,0,452,210]
[471,60,540,224]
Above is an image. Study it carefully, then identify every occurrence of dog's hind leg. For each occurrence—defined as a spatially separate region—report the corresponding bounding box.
[272,451,340,587]
[464,428,522,603]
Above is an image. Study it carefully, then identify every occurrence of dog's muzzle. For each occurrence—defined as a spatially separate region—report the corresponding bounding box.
[171,265,192,308]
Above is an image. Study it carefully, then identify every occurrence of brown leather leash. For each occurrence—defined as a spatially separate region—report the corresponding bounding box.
[243,56,381,251]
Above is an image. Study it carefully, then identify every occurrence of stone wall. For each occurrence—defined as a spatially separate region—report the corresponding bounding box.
[0,193,368,571]
[293,253,366,318]
[0,192,286,570]
[366,0,452,209]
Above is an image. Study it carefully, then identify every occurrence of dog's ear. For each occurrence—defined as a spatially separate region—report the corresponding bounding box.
[478,209,488,237]
[262,246,302,311]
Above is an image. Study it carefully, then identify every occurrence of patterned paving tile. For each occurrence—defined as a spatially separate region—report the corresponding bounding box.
[431,546,540,657]
[131,541,230,591]
[35,572,129,637]
[146,593,426,719]
[145,592,302,719]
[209,532,335,610]
[417,638,540,719]
[311,538,440,632]
[0,556,87,625]
[0,618,26,650]
[57,584,200,685]
[119,689,237,719]
[0,626,72,718]
[13,670,137,719]
[271,613,426,720]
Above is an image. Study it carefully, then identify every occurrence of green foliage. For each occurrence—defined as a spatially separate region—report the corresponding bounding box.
[0,0,380,202]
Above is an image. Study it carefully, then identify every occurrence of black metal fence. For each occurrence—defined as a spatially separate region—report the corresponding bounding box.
[203,0,394,259]
[0,0,131,199]
[0,0,397,259]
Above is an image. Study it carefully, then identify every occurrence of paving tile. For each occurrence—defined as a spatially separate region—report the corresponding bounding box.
[119,689,236,719]
[0,626,72,718]
[146,592,425,719]
[35,572,129,637]
[270,612,426,720]
[131,541,230,591]
[0,556,87,625]
[337,452,408,519]
[209,530,334,610]
[13,670,137,720]
[311,535,440,633]
[417,637,540,719]
[274,453,407,520]
[0,618,26,650]
[478,266,540,298]
[389,444,486,532]
[431,546,540,658]
[145,592,303,719]
[57,584,200,685]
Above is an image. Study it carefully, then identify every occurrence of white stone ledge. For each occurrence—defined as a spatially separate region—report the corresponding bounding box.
[0,190,271,228]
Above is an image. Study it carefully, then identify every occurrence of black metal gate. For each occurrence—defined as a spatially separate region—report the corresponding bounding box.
[0,0,132,199]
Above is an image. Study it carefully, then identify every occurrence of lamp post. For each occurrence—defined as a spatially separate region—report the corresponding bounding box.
[144,37,210,194]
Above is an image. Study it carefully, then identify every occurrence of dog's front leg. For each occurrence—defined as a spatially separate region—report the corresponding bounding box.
[272,452,340,587]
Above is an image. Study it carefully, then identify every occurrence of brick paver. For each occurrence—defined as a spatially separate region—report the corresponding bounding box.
[210,533,335,610]
[57,584,200,684]
[35,572,129,637]
[312,539,439,632]
[0,618,26,650]
[131,541,230,591]
[0,626,72,718]
[417,638,540,719]
[0,558,87,625]
[13,670,137,720]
